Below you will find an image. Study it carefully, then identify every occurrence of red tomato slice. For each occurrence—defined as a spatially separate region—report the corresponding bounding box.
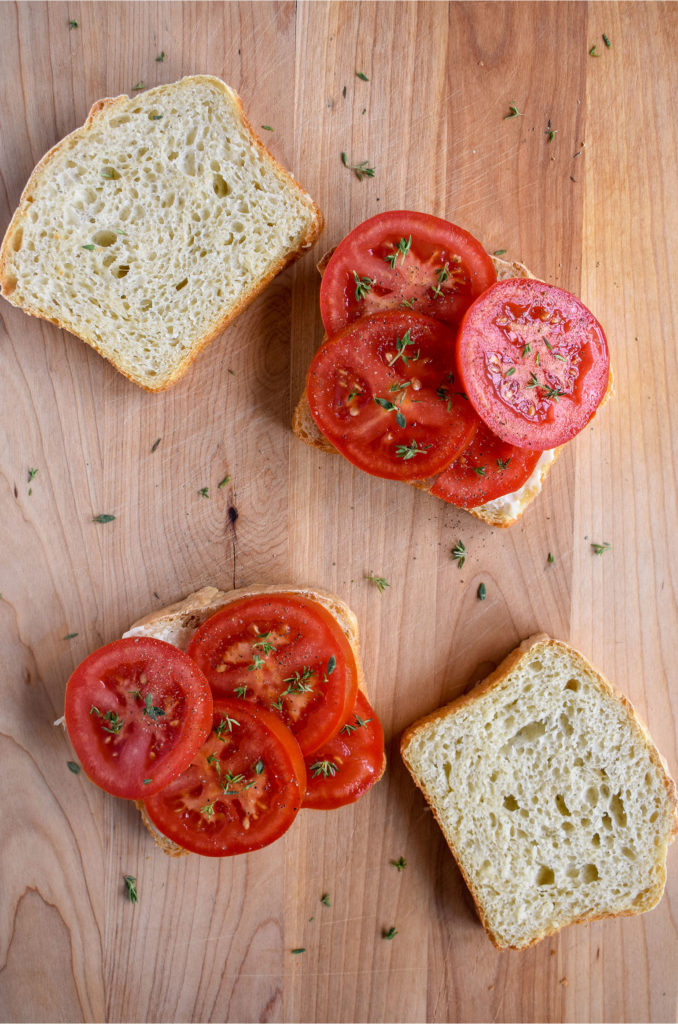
[64,636,213,800]
[143,698,306,856]
[431,419,543,508]
[457,278,610,449]
[303,692,385,810]
[319,210,496,334]
[187,594,359,757]
[306,310,478,481]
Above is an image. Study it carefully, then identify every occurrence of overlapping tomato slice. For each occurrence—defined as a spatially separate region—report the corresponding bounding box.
[187,594,359,756]
[307,309,478,482]
[304,692,385,810]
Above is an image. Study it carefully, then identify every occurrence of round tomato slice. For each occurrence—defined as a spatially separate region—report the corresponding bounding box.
[319,210,496,333]
[64,636,213,799]
[431,419,543,508]
[303,692,385,810]
[143,698,306,856]
[306,310,478,481]
[186,594,359,757]
[457,278,610,449]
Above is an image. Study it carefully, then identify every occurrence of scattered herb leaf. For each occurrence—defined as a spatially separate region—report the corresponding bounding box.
[132,81,144,91]
[82,244,95,251]
[547,552,555,564]
[341,152,375,180]
[218,474,231,488]
[353,271,375,300]
[291,948,306,954]
[311,761,337,778]
[68,19,79,29]
[67,761,81,774]
[321,893,331,906]
[123,875,138,903]
[261,125,274,131]
[198,487,210,498]
[64,632,79,640]
[341,713,372,735]
[151,437,161,452]
[391,857,407,871]
[383,927,398,940]
[591,541,611,555]
[451,541,466,568]
[327,654,337,675]
[365,572,389,593]
[504,103,522,119]
[589,44,600,57]
[92,513,115,523]
[477,582,487,601]
[602,33,611,48]
[156,50,166,62]
[356,71,369,81]
[493,248,507,256]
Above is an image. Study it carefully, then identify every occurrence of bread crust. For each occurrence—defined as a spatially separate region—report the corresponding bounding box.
[291,253,600,526]
[126,583,383,857]
[400,634,678,949]
[0,76,324,391]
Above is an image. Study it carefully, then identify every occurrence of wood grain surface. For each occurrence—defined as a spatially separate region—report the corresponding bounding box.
[1,2,676,1022]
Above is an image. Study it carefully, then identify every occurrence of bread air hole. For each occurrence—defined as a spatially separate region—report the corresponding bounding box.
[101,166,120,180]
[536,866,555,886]
[565,678,581,692]
[582,863,599,883]
[175,278,188,291]
[503,795,519,812]
[213,173,231,198]
[610,793,627,827]
[555,794,571,816]
[92,230,118,247]
[112,264,129,278]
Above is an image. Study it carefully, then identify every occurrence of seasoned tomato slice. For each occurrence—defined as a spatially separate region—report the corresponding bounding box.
[319,210,496,334]
[431,419,543,508]
[306,310,478,481]
[143,699,306,856]
[457,278,609,449]
[303,692,385,810]
[64,636,213,799]
[187,594,359,757]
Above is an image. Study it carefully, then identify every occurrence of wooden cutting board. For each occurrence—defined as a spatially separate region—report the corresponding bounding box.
[1,3,676,1021]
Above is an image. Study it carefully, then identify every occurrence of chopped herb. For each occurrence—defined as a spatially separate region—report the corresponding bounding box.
[252,633,276,654]
[67,761,81,774]
[201,800,216,817]
[544,386,564,402]
[374,395,407,428]
[341,713,372,735]
[477,582,487,601]
[198,487,210,498]
[82,244,95,251]
[92,513,115,523]
[151,437,161,452]
[249,652,265,671]
[270,696,284,711]
[493,249,507,256]
[436,385,452,412]
[383,927,398,940]
[522,344,532,357]
[150,114,163,121]
[401,297,416,309]
[473,466,487,477]
[327,654,337,675]
[356,71,369,81]
[385,236,412,269]
[143,778,152,784]
[547,552,555,564]
[545,120,557,143]
[395,439,432,460]
[142,692,165,720]
[156,50,166,62]
[254,759,264,774]
[69,19,79,29]
[291,948,306,954]
[90,706,123,734]
[100,168,116,179]
[261,125,274,131]
[321,893,331,906]
[214,714,239,737]
[311,760,337,778]
[589,44,600,57]
[123,875,138,903]
[431,262,450,298]
[282,667,314,694]
[365,572,389,593]
[341,152,375,180]
[504,366,516,377]
[602,33,611,48]
[28,468,38,482]
[504,103,522,119]
[391,857,407,871]
[218,474,231,488]
[388,327,415,367]
[526,372,539,389]
[64,632,79,640]
[451,540,466,568]
[353,270,376,300]
[591,541,611,555]
[132,81,144,91]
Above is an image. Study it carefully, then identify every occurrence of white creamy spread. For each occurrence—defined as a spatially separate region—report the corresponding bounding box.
[472,449,556,519]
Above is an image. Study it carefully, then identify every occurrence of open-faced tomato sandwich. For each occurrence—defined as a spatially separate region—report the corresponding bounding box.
[293,211,612,527]
[62,585,385,857]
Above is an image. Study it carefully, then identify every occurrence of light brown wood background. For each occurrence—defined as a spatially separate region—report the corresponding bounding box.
[1,2,676,1021]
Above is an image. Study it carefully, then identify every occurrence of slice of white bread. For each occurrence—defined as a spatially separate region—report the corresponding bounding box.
[292,255,566,527]
[0,76,323,390]
[123,584,377,856]
[400,634,678,949]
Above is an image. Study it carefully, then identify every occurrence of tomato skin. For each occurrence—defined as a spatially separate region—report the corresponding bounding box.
[430,419,543,508]
[457,278,609,449]
[143,699,306,857]
[186,594,359,757]
[319,210,496,334]
[307,310,478,482]
[64,636,213,800]
[303,692,385,810]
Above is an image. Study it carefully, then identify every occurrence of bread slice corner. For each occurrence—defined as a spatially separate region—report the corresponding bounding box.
[0,75,323,390]
[400,634,678,949]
